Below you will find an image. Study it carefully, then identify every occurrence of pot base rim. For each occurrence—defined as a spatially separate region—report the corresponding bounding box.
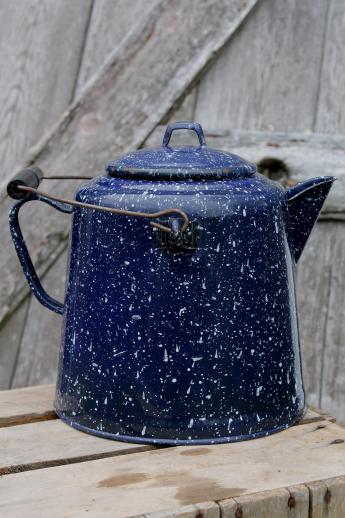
[55,406,306,446]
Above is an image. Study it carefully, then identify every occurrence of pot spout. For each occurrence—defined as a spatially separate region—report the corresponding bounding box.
[286,176,335,262]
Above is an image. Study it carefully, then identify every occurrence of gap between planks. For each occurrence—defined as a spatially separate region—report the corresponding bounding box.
[0,412,332,477]
[0,383,335,429]
[0,384,338,480]
[1,385,345,517]
[1,420,345,518]
[140,479,345,518]
[0,384,56,428]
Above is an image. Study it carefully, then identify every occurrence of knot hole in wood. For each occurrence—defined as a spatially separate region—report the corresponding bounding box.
[257,157,289,185]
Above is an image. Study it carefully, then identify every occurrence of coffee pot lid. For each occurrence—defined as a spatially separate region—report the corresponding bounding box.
[106,122,256,180]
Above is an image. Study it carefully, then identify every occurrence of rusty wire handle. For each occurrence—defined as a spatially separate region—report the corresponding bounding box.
[7,167,190,232]
[16,185,189,233]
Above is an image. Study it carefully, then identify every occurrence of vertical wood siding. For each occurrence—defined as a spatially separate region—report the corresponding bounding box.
[0,0,93,387]
[194,0,330,132]
[0,0,93,184]
[314,0,345,133]
[1,0,345,425]
[3,0,164,388]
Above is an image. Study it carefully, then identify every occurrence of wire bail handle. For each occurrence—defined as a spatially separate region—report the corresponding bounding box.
[7,167,189,234]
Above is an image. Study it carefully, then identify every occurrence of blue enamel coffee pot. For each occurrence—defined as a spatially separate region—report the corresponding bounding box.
[8,122,334,445]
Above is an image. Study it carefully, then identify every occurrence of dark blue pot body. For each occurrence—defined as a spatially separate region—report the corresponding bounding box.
[54,173,306,444]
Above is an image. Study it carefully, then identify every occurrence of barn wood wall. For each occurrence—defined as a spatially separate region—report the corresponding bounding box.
[0,0,344,420]
[0,0,160,388]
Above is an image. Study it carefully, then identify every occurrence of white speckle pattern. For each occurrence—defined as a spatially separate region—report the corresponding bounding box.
[49,127,333,446]
[54,170,307,445]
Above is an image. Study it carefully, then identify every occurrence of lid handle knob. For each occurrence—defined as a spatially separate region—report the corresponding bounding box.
[162,122,207,148]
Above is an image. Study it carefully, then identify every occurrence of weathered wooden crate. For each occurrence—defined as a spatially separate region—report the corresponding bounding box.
[1,385,345,517]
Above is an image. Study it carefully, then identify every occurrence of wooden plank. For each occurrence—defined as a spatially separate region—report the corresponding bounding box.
[0,419,155,476]
[0,383,331,429]
[0,299,29,390]
[145,128,345,216]
[0,0,93,183]
[301,407,335,425]
[307,406,336,424]
[0,408,331,477]
[134,501,219,518]
[217,498,238,517]
[0,385,333,477]
[314,0,345,134]
[221,485,309,517]
[319,222,345,420]
[11,251,68,388]
[164,89,199,130]
[323,477,345,517]
[0,0,93,366]
[287,485,311,518]
[75,0,161,94]
[307,477,345,517]
[0,384,55,427]
[296,223,334,409]
[0,0,260,331]
[1,420,345,517]
[0,0,92,370]
[194,0,328,132]
[307,480,327,518]
[0,0,165,389]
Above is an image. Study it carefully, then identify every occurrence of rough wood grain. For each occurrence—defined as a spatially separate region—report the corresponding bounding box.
[0,384,339,516]
[0,299,29,390]
[0,383,332,429]
[221,486,309,517]
[307,477,345,517]
[0,419,155,476]
[308,406,336,424]
[0,0,260,332]
[0,0,158,389]
[2,420,345,517]
[137,502,220,518]
[4,0,166,386]
[11,251,67,389]
[0,384,55,427]
[0,0,93,182]
[0,0,92,388]
[323,477,345,517]
[194,0,328,132]
[314,0,345,133]
[287,485,311,518]
[296,223,334,409]
[0,423,332,490]
[75,0,161,94]
[318,222,345,420]
[123,501,219,518]
[164,89,199,129]
[217,498,238,517]
[301,407,335,425]
[146,128,345,216]
[0,409,332,477]
[307,480,328,518]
